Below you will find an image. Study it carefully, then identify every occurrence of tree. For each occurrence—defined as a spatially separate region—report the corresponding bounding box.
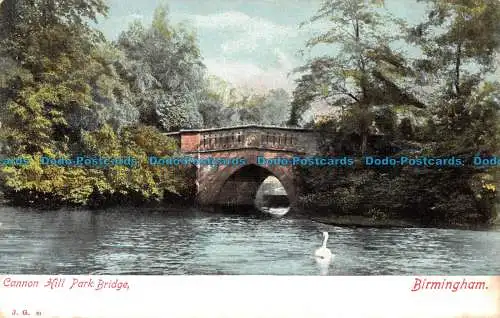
[198,76,291,127]
[260,89,291,126]
[0,0,108,63]
[0,1,201,207]
[408,0,500,153]
[290,0,423,153]
[116,5,205,131]
[0,0,111,155]
[197,75,238,128]
[85,43,140,132]
[198,97,237,128]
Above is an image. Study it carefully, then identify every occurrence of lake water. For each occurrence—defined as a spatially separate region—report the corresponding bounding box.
[1,206,499,275]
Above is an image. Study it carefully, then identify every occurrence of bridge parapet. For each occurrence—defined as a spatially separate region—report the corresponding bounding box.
[170,125,319,154]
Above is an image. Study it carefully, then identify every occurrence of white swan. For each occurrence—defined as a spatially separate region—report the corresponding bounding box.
[314,231,333,262]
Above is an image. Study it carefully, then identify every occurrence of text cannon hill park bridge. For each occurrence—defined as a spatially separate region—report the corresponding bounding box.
[165,125,319,210]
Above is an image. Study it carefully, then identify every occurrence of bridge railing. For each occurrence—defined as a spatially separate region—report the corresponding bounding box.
[198,130,300,152]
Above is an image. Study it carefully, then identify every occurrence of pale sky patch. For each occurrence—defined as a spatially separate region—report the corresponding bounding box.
[204,50,298,94]
[182,11,315,90]
[186,11,298,54]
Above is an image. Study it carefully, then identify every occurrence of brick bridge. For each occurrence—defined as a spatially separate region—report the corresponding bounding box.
[166,125,319,209]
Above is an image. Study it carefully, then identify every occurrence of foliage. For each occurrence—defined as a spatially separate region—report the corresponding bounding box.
[116,5,204,131]
[260,89,292,126]
[1,124,192,206]
[290,0,424,153]
[0,2,195,207]
[407,0,500,154]
[83,124,188,201]
[292,0,499,226]
[199,76,292,128]
[0,0,111,155]
[298,165,496,226]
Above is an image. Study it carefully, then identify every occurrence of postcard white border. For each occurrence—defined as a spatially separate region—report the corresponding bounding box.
[1,275,499,318]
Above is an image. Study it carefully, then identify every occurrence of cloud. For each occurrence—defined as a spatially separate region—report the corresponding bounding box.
[204,59,263,82]
[185,11,306,91]
[274,48,294,70]
[188,11,252,29]
[127,13,144,21]
[97,13,146,39]
[186,11,297,54]
[204,49,299,93]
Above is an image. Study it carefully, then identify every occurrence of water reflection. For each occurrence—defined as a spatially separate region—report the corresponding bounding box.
[316,261,330,276]
[0,206,499,275]
[260,207,290,217]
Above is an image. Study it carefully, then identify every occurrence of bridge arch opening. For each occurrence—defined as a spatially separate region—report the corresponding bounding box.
[214,164,292,215]
[255,176,290,216]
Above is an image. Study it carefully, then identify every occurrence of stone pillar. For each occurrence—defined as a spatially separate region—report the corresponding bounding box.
[180,132,201,152]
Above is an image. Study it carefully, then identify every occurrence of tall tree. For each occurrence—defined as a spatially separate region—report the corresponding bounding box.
[0,0,110,155]
[117,5,204,131]
[198,76,291,128]
[0,1,202,206]
[290,0,422,153]
[408,0,500,153]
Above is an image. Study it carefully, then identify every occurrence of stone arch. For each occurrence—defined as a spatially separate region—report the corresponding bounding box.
[207,163,296,208]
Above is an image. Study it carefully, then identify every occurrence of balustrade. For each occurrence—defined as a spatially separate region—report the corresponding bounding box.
[198,129,299,151]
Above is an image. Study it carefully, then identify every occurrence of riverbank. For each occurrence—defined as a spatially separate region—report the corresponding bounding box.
[311,215,418,228]
[2,200,498,231]
[310,214,500,231]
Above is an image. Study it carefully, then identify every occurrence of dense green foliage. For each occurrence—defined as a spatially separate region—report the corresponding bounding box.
[297,164,497,227]
[293,0,500,226]
[116,6,204,131]
[0,1,194,207]
[290,0,425,153]
[200,76,292,128]
[0,1,294,207]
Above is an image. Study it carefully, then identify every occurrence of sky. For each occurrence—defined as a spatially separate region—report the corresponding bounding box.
[96,0,429,93]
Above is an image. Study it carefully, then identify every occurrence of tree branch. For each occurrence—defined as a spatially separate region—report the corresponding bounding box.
[455,41,462,96]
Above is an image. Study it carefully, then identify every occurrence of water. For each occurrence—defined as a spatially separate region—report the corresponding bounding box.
[1,206,499,275]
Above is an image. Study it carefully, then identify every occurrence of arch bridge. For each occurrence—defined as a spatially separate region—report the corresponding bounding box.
[166,125,319,210]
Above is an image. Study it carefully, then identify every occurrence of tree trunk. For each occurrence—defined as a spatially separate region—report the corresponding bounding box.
[0,0,18,38]
[455,41,462,96]
[361,132,367,155]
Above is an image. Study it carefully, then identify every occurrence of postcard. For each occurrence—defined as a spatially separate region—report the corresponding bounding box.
[0,0,499,317]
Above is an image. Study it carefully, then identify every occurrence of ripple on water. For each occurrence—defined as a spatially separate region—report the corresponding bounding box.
[0,207,499,275]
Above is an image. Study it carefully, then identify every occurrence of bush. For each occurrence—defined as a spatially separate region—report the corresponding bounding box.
[0,124,196,207]
[296,164,497,227]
